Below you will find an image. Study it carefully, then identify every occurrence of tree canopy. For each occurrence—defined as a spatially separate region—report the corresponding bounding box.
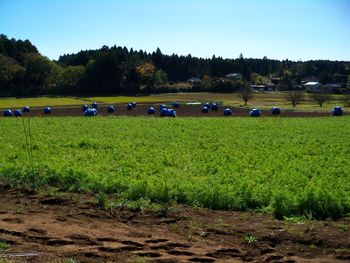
[0,34,349,96]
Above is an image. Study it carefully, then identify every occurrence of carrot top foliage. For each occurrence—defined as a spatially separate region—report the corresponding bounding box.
[0,116,349,219]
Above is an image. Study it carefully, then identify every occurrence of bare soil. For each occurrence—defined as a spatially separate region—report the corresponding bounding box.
[4,104,347,118]
[0,188,350,262]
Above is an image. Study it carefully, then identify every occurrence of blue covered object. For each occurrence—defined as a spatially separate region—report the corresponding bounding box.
[107,106,115,113]
[14,109,22,117]
[271,107,281,115]
[173,102,180,108]
[203,102,210,108]
[23,106,30,112]
[3,109,13,117]
[82,104,88,111]
[159,104,166,111]
[44,107,51,114]
[160,108,176,117]
[92,102,98,109]
[211,103,218,111]
[84,108,97,116]
[147,107,155,114]
[168,109,176,117]
[127,103,133,110]
[202,106,209,113]
[223,108,232,116]
[131,102,136,108]
[250,109,261,117]
[160,108,169,116]
[332,106,343,116]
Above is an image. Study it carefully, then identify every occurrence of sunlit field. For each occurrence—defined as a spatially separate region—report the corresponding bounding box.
[1,93,348,112]
[1,116,349,219]
[0,97,90,109]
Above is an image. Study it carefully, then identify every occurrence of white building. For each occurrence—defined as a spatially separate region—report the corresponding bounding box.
[304,82,322,93]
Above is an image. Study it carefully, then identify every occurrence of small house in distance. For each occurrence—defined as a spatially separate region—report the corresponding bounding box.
[304,81,322,93]
[225,73,243,81]
[323,83,343,93]
[251,83,276,92]
[270,77,282,85]
[187,77,202,84]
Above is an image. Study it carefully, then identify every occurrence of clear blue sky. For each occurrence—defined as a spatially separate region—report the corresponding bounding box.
[1,0,349,61]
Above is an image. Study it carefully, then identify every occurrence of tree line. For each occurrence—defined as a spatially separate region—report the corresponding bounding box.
[0,34,349,97]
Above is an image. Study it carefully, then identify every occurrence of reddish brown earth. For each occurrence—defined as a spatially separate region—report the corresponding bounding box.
[2,104,347,118]
[0,188,350,263]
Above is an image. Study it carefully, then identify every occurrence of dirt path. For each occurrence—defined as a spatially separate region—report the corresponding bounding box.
[0,188,350,262]
[1,104,346,118]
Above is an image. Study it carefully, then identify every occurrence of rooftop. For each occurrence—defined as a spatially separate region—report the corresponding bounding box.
[304,81,321,85]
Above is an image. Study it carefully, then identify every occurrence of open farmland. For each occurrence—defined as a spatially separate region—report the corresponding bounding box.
[1,92,349,111]
[1,116,349,220]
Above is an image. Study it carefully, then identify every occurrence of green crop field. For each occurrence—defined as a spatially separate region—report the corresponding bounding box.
[0,116,349,219]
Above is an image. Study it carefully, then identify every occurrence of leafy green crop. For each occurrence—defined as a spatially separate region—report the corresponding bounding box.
[0,116,349,219]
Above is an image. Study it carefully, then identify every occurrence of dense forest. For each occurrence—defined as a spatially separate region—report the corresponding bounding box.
[1,34,349,96]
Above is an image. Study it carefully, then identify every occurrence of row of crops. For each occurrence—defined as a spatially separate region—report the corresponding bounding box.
[2,102,345,117]
[0,116,349,219]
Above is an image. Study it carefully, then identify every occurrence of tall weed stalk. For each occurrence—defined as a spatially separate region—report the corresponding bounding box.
[22,118,35,179]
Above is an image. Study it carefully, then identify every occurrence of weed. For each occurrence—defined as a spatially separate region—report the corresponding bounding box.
[0,241,9,253]
[240,214,249,221]
[154,202,175,218]
[110,197,129,211]
[283,216,306,224]
[217,218,224,225]
[187,219,200,241]
[22,118,35,179]
[215,218,231,228]
[335,248,350,253]
[336,224,349,231]
[243,235,258,246]
[127,198,153,212]
[129,256,147,263]
[15,205,26,214]
[302,211,316,233]
[96,192,107,209]
[309,243,319,249]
